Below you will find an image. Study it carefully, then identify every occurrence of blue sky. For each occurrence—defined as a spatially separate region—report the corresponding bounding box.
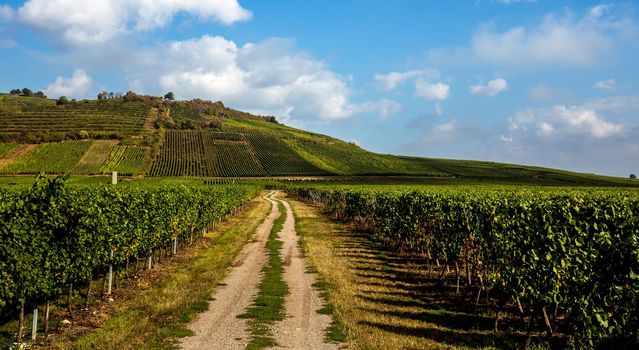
[1,0,638,176]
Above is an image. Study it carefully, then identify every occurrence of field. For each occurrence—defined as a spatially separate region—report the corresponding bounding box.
[99,145,148,176]
[0,140,91,174]
[286,183,639,348]
[149,130,324,177]
[0,96,150,141]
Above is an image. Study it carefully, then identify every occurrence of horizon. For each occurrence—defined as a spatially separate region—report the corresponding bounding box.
[1,0,637,177]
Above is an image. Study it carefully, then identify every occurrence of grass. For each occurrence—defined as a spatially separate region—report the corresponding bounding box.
[45,192,272,349]
[287,197,558,350]
[239,200,289,349]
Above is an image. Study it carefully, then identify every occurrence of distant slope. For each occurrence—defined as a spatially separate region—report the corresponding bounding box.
[0,94,636,186]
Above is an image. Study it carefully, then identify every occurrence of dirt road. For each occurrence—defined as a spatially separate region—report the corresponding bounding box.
[180,192,279,350]
[268,198,339,350]
[180,192,339,350]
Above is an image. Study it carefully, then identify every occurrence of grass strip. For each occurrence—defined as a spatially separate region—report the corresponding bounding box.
[47,194,271,350]
[239,200,288,350]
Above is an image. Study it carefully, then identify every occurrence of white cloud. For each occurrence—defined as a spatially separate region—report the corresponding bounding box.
[16,0,252,46]
[509,103,625,139]
[373,69,438,91]
[593,78,616,91]
[44,69,92,98]
[415,80,450,101]
[127,35,394,121]
[0,38,16,48]
[467,5,637,66]
[469,78,508,97]
[0,5,13,21]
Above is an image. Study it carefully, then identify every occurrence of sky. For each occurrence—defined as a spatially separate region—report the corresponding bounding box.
[1,0,638,177]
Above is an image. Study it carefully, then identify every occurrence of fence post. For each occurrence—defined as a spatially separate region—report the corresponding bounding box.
[112,171,118,185]
[31,309,38,340]
[107,250,113,295]
[172,237,177,255]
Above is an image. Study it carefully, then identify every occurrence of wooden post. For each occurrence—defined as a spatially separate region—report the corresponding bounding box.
[31,309,38,340]
[107,250,113,295]
[172,237,177,255]
[111,171,117,185]
[44,301,50,338]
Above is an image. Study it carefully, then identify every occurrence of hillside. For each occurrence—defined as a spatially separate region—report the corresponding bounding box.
[0,93,635,186]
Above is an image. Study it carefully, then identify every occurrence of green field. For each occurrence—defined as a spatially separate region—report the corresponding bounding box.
[0,140,91,174]
[0,143,19,158]
[0,95,150,142]
[99,145,148,176]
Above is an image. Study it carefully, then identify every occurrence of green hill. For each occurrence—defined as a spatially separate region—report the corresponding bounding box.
[0,93,635,186]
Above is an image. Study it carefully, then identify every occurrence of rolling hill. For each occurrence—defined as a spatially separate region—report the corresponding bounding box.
[0,92,635,186]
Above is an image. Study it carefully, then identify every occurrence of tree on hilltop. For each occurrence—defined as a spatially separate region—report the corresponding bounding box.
[164,92,175,101]
[56,96,68,106]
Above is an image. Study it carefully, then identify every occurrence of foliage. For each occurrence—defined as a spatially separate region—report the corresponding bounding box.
[287,184,639,347]
[56,96,68,106]
[0,175,260,316]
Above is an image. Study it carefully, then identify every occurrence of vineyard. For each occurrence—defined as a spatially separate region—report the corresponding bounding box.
[0,141,91,174]
[0,96,150,141]
[71,140,118,175]
[286,184,639,347]
[0,175,259,340]
[99,145,148,176]
[149,130,324,177]
[243,133,327,176]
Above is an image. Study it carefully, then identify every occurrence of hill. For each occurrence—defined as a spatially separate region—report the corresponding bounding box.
[0,93,635,186]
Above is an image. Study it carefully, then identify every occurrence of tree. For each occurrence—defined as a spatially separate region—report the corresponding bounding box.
[56,96,68,106]
[631,174,637,179]
[78,130,90,140]
[9,89,21,95]
[164,92,175,101]
[21,88,33,97]
[34,91,47,98]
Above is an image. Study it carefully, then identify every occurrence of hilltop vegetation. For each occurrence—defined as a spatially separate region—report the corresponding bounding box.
[0,92,635,186]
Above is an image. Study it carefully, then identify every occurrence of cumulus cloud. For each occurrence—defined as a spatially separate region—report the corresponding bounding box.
[15,0,252,46]
[593,78,616,91]
[125,36,396,121]
[373,69,439,91]
[470,78,508,97]
[509,104,625,139]
[415,80,450,101]
[44,69,92,98]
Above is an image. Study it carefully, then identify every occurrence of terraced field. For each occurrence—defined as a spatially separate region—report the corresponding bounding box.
[0,96,150,139]
[0,140,91,174]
